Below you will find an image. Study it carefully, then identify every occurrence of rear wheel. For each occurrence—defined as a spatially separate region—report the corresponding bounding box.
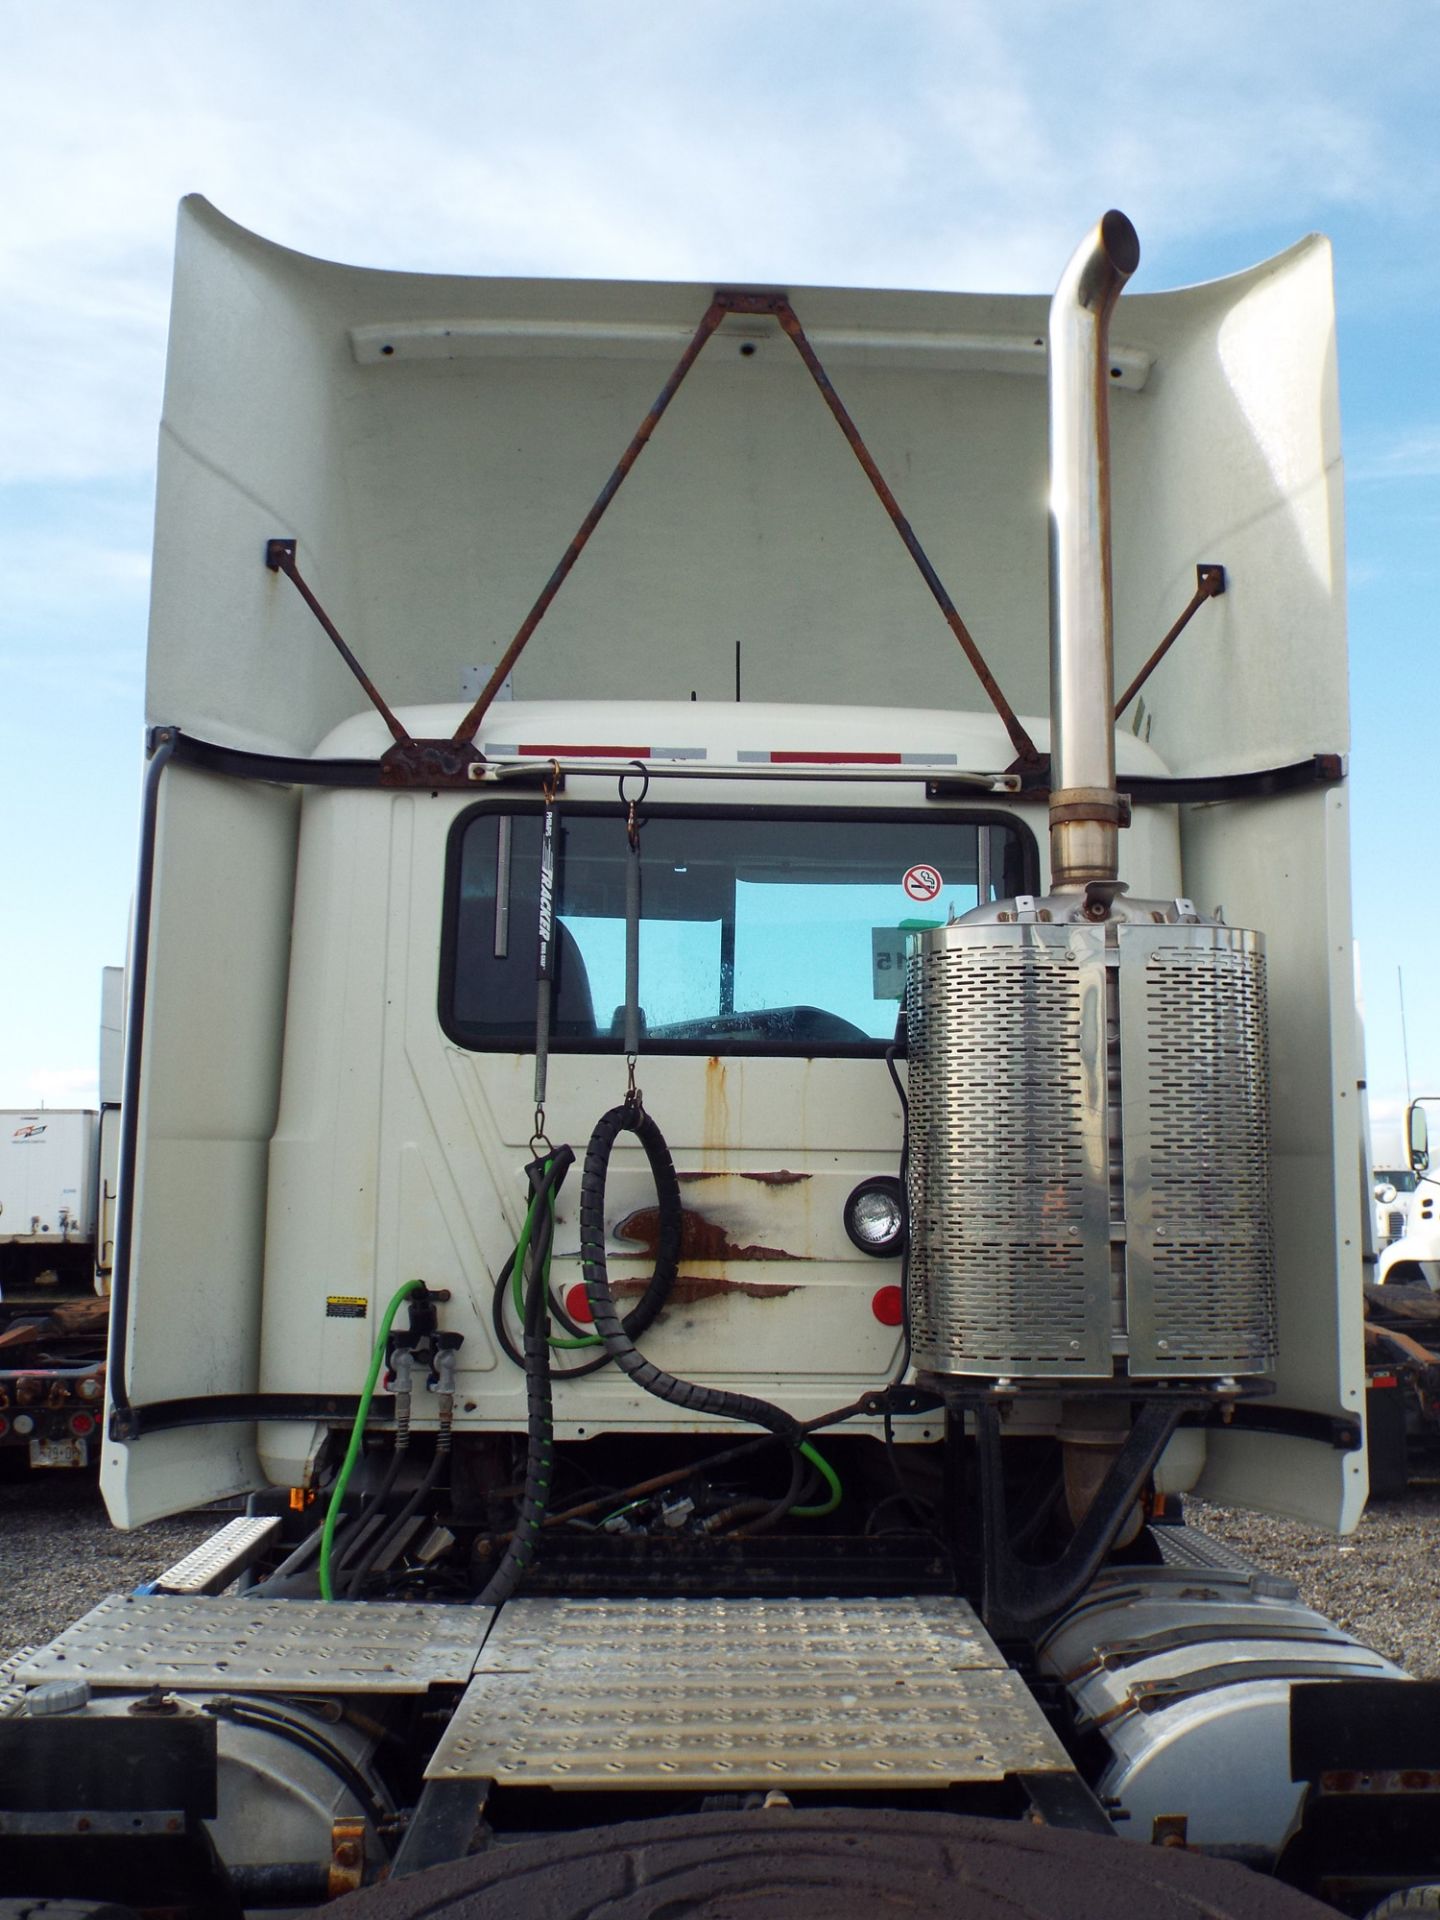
[0,1903,143,1919]
[1361,1890,1440,1918]
[331,1808,1339,1918]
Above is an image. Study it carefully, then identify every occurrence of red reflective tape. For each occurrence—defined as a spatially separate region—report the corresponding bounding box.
[1370,1373,1400,1390]
[516,743,651,758]
[767,750,903,765]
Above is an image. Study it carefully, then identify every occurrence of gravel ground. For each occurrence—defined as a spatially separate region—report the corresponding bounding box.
[2,1471,1438,1677]
[1187,1486,1440,1678]
[0,1468,215,1664]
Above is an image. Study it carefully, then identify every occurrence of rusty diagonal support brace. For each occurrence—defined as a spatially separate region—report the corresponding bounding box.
[450,289,1040,770]
[265,538,414,749]
[451,296,731,757]
[1113,563,1226,723]
[266,290,1048,783]
[761,296,1039,770]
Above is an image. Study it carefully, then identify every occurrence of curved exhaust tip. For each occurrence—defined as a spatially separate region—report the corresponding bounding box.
[1047,209,1141,891]
[1099,209,1141,279]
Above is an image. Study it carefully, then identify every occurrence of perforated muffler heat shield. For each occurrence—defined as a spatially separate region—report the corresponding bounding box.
[905,919,1275,1381]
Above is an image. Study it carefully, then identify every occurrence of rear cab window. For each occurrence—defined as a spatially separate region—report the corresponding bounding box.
[441,807,1037,1056]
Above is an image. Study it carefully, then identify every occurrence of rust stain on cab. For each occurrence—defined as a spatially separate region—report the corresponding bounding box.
[703,1056,730,1148]
[610,1274,799,1305]
[615,1204,803,1264]
[680,1170,809,1187]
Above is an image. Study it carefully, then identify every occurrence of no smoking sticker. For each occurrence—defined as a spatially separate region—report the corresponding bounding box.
[902,864,942,903]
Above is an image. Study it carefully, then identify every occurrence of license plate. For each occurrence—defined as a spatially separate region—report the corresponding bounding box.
[29,1437,87,1469]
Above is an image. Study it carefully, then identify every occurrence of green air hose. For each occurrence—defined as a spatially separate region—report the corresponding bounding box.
[510,1181,602,1350]
[319,1277,424,1603]
[793,1440,843,1518]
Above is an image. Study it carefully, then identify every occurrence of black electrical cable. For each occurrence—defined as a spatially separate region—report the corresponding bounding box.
[879,1017,934,1536]
[580,1096,803,1448]
[702,1452,811,1537]
[253,1432,417,1597]
[864,1492,936,1536]
[1012,1479,1064,1554]
[204,1697,393,1851]
[490,1246,526,1369]
[733,1449,809,1535]
[470,1429,786,1569]
[344,1445,448,1597]
[250,1524,326,1596]
[474,1146,574,1607]
[884,1020,913,1389]
[332,1442,411,1587]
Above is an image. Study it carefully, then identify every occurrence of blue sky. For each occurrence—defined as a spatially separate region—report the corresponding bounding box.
[2,1,1436,1154]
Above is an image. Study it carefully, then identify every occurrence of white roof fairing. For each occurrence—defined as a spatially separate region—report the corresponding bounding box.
[147,198,1345,778]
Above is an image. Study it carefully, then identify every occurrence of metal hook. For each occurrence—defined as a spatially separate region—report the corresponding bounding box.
[542,759,562,805]
[619,761,650,848]
[625,1055,643,1115]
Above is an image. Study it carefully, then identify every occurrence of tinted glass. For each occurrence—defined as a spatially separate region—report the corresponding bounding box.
[445,808,1033,1055]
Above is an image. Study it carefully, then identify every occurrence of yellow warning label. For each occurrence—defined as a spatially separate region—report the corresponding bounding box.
[326,1295,369,1320]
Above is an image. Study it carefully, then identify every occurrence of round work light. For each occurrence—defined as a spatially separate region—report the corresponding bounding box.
[843,1177,907,1257]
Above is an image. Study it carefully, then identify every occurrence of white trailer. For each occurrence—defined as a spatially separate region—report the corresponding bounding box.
[0,969,119,1464]
[3,203,1427,1918]
[0,1108,97,1243]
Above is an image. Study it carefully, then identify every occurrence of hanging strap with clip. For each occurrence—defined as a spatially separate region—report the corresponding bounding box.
[531,762,561,1148]
[619,763,649,1106]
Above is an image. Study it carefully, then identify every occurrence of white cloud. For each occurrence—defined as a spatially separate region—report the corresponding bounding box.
[22,1067,99,1109]
[2,0,1436,487]
[1349,430,1440,482]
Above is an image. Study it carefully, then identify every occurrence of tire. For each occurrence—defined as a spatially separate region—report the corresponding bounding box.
[329,1807,1339,1918]
[0,1904,143,1919]
[1362,1889,1440,1918]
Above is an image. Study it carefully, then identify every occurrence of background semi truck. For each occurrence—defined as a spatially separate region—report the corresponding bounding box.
[0,966,121,1465]
[2,201,1432,1918]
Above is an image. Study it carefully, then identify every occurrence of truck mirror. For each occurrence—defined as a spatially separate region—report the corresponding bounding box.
[1407,1102,1430,1175]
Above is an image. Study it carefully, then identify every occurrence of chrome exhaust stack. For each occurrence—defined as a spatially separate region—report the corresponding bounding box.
[905,209,1276,1627]
[1046,210,1139,891]
[904,212,1276,1400]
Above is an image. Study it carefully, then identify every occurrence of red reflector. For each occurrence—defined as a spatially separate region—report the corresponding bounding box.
[517,743,651,759]
[872,1285,904,1327]
[769,750,902,765]
[564,1283,595,1326]
[0,1415,8,1439]
[70,1412,95,1436]
[1370,1374,1400,1390]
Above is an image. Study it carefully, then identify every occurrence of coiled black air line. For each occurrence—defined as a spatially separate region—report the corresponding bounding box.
[580,1096,804,1451]
[489,1137,678,1379]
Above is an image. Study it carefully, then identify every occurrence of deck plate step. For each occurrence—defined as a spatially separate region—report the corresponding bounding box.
[16,1594,494,1694]
[427,1596,1072,1789]
[151,1514,284,1594]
